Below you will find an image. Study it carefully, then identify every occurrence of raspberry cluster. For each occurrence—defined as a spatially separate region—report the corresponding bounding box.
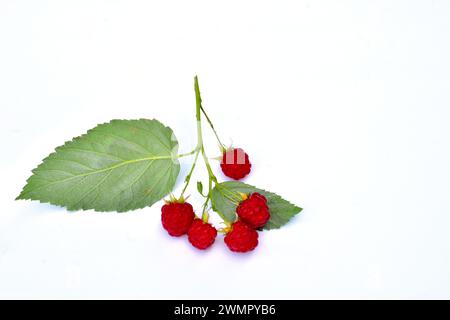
[224,192,270,253]
[161,200,217,250]
[16,76,299,257]
[161,190,270,253]
[159,78,279,254]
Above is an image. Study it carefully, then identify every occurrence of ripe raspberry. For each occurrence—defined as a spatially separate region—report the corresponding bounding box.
[224,221,259,253]
[220,147,251,180]
[236,193,270,229]
[188,219,217,250]
[161,202,195,237]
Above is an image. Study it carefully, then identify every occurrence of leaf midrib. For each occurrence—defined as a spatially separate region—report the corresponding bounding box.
[19,154,175,198]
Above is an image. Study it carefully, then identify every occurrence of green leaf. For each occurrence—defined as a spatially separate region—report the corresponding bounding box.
[211,181,302,230]
[16,119,180,212]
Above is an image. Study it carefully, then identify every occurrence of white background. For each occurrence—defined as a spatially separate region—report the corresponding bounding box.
[1,0,450,299]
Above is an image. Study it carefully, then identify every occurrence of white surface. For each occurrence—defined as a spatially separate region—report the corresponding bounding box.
[1,0,450,299]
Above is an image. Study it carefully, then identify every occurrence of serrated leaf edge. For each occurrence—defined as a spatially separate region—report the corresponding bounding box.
[16,118,180,212]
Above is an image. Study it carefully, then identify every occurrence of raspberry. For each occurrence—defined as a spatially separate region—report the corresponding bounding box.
[220,148,251,180]
[188,219,217,250]
[236,193,270,229]
[224,221,259,253]
[161,202,195,237]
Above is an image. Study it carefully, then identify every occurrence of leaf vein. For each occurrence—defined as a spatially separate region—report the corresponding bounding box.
[121,121,172,152]
[63,147,125,161]
[72,170,113,208]
[21,155,172,197]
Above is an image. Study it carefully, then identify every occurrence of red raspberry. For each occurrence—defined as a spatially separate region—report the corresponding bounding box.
[236,193,270,229]
[224,221,259,253]
[188,219,217,250]
[220,148,251,180]
[161,202,195,237]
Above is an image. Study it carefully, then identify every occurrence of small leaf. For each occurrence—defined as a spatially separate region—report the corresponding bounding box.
[197,181,204,196]
[16,119,180,212]
[211,181,302,230]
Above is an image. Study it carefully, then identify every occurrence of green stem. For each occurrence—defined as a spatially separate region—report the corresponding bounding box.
[194,76,230,224]
[180,148,200,197]
[177,146,202,198]
[201,172,213,221]
[177,149,199,158]
[178,77,205,198]
[195,77,217,180]
[195,76,202,122]
[201,147,217,183]
[200,106,225,150]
